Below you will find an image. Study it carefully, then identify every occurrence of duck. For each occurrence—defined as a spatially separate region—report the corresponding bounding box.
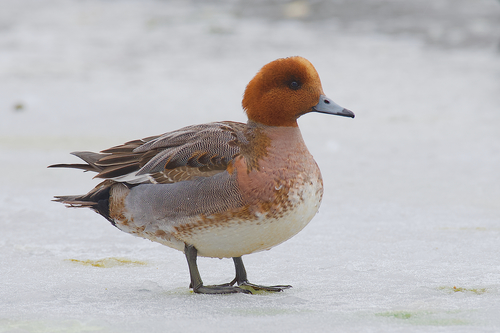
[49,56,354,294]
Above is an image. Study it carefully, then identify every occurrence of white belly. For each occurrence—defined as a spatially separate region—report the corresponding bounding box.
[175,175,323,258]
[113,162,324,258]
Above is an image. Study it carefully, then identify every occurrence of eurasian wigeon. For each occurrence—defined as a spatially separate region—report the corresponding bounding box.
[49,56,354,294]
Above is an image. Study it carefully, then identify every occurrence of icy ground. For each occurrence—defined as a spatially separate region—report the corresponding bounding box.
[1,0,500,332]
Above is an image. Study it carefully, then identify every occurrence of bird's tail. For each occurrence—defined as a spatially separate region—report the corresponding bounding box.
[48,151,105,173]
[52,179,116,225]
[49,152,118,224]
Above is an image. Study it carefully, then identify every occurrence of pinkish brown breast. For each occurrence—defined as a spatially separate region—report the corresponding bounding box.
[108,122,324,258]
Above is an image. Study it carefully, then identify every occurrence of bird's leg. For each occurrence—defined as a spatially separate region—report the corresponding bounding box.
[184,244,251,294]
[229,256,292,292]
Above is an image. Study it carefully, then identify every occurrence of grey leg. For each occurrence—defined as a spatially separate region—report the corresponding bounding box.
[228,257,292,292]
[184,244,251,294]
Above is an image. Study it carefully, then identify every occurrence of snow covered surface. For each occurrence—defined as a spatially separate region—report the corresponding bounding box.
[1,0,500,332]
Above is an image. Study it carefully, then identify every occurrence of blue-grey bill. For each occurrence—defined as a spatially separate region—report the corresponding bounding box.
[312,94,355,118]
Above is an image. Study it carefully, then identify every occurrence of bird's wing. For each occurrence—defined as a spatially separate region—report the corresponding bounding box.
[49,121,248,185]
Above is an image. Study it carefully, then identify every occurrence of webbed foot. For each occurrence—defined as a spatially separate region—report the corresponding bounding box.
[185,245,252,295]
[193,284,251,294]
[184,245,291,295]
[238,281,292,292]
[228,257,292,293]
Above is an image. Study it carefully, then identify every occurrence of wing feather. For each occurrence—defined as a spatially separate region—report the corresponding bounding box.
[50,121,246,185]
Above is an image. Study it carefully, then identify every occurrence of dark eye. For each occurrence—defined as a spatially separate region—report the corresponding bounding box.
[289,81,300,90]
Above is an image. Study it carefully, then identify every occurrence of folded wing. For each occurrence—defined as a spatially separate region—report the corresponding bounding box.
[49,121,246,185]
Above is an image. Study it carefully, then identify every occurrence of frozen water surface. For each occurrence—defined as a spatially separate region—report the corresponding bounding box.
[1,0,499,332]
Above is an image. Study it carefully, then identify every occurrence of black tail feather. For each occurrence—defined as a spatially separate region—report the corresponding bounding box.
[53,180,115,226]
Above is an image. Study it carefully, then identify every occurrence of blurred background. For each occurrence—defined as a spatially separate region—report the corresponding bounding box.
[1,0,499,331]
[1,0,499,216]
[2,0,499,134]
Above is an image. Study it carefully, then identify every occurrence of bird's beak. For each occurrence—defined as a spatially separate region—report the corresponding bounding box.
[312,94,355,118]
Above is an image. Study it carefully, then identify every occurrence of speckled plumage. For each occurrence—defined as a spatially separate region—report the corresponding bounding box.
[50,56,354,294]
[113,123,322,258]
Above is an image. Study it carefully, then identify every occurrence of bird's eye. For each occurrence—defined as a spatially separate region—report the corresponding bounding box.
[289,81,300,90]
